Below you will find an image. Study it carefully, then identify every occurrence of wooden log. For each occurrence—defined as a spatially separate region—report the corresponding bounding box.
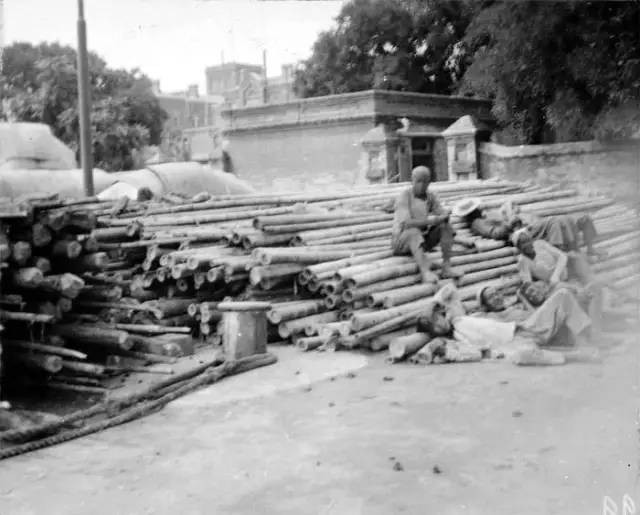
[344,308,425,349]
[143,298,196,319]
[51,325,133,350]
[334,256,414,281]
[253,247,378,266]
[293,220,392,245]
[350,298,433,332]
[11,267,44,288]
[217,301,271,311]
[267,299,326,324]
[113,323,191,335]
[11,241,32,265]
[344,263,419,288]
[367,328,415,352]
[31,223,53,247]
[6,352,63,374]
[295,336,325,351]
[304,228,391,246]
[457,264,519,287]
[91,226,132,242]
[342,274,422,303]
[32,256,52,274]
[249,264,304,286]
[0,310,54,323]
[1,340,87,360]
[241,232,297,249]
[52,239,82,259]
[77,285,123,302]
[128,335,184,357]
[61,360,106,377]
[373,283,438,308]
[387,333,431,362]
[262,213,393,233]
[75,252,110,270]
[278,311,339,339]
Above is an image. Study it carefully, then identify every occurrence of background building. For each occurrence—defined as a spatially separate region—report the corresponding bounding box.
[205,62,297,108]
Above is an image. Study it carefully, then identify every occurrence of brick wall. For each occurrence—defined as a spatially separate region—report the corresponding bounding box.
[479,140,640,204]
[227,120,374,192]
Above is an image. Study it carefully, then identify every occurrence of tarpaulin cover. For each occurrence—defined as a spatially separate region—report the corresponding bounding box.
[0,123,76,171]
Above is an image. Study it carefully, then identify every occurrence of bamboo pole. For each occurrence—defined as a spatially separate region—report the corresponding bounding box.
[342,274,422,303]
[51,325,133,350]
[267,299,327,324]
[344,263,419,289]
[278,311,338,339]
[2,340,88,360]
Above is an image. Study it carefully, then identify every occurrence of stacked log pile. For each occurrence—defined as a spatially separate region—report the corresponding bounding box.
[0,194,209,396]
[103,180,639,361]
[1,179,638,397]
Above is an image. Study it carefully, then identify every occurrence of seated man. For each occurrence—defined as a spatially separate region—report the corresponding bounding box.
[416,282,593,365]
[392,166,463,284]
[513,229,603,335]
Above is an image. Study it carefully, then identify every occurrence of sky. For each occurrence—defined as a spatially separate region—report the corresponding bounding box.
[3,0,345,93]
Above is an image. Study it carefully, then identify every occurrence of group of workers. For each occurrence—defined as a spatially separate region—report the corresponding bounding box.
[392,165,620,366]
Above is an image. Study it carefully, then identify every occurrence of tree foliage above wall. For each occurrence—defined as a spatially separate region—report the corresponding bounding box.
[0,42,168,171]
[293,0,474,97]
[295,0,640,144]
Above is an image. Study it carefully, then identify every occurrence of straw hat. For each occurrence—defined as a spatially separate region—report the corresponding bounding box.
[452,197,482,218]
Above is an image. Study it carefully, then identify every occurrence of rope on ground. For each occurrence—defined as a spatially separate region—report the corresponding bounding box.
[0,353,227,443]
[0,353,277,461]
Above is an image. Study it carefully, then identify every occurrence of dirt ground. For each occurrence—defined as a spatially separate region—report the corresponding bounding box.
[0,333,639,515]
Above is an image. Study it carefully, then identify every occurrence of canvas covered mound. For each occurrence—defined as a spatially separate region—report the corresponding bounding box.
[0,123,76,171]
[0,162,254,199]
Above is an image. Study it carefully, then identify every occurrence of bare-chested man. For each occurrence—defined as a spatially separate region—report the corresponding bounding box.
[391,166,463,284]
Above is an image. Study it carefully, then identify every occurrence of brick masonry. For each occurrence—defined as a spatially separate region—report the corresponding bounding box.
[222,90,492,191]
[479,141,640,204]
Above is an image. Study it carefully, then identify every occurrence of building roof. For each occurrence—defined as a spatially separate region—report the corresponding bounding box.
[442,115,490,136]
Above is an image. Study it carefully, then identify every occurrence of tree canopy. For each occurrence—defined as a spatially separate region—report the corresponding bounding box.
[295,0,640,144]
[293,0,474,97]
[0,42,168,171]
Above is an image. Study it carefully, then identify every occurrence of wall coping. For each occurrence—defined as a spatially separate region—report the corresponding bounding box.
[221,89,491,117]
[479,140,639,159]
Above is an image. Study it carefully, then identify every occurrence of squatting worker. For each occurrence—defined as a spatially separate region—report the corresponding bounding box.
[391,166,463,284]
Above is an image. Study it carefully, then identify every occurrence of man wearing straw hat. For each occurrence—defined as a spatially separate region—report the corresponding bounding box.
[452,198,602,258]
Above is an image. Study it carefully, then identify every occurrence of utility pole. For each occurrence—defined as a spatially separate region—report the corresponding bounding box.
[77,0,94,196]
[0,0,5,74]
[262,49,268,105]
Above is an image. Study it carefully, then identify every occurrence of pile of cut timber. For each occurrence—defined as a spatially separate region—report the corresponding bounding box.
[99,180,639,357]
[0,194,211,396]
[1,180,638,396]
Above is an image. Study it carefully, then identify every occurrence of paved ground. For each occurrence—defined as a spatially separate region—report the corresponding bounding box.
[0,336,638,515]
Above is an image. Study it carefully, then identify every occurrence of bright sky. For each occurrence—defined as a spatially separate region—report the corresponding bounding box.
[3,0,344,93]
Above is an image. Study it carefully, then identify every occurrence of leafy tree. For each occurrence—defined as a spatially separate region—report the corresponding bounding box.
[459,1,640,143]
[0,42,167,171]
[293,0,474,97]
